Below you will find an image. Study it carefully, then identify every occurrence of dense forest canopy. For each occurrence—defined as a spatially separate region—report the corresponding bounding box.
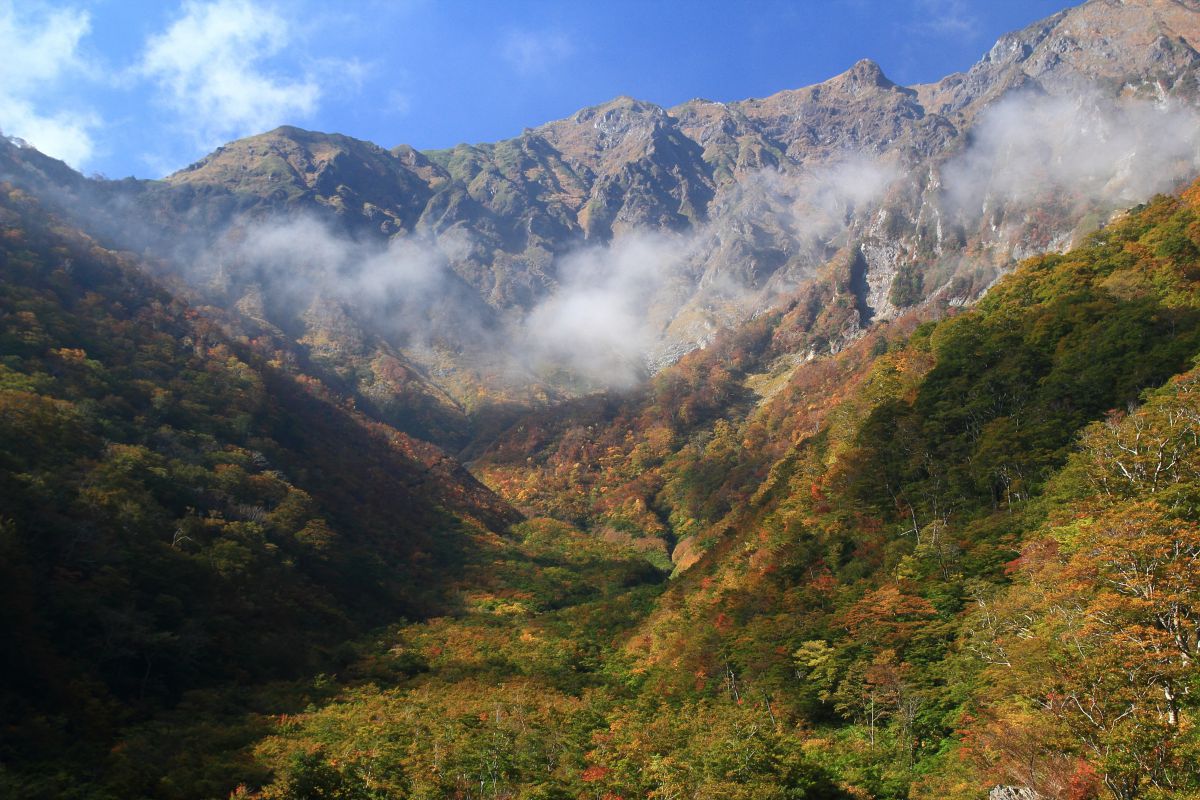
[5,171,1200,799]
[6,2,1200,798]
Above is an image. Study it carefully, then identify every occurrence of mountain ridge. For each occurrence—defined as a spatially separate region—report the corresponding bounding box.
[4,0,1200,445]
[8,2,1200,797]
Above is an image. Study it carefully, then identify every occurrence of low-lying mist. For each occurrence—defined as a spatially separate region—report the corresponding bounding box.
[199,153,902,390]
[7,80,1200,399]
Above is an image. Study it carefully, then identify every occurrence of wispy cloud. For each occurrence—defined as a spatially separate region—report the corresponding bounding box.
[191,151,903,389]
[386,89,413,116]
[0,1,98,166]
[910,0,980,39]
[140,0,320,148]
[943,88,1200,212]
[500,28,574,75]
[525,231,692,386]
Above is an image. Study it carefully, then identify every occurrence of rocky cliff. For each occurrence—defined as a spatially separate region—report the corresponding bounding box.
[4,0,1200,443]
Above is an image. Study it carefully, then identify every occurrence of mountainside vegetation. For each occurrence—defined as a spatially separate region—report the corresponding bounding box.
[6,174,1200,799]
[464,187,1200,800]
[0,183,519,796]
[6,2,1200,797]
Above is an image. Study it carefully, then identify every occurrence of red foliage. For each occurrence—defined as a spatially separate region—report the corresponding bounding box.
[581,765,610,782]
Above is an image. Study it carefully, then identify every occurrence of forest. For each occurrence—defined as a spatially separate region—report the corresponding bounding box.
[3,177,1200,800]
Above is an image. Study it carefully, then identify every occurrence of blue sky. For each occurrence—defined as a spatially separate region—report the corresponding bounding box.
[1,0,1070,179]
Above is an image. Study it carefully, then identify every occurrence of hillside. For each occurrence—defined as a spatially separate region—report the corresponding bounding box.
[0,183,519,795]
[240,180,1200,800]
[4,2,1200,799]
[6,178,1200,800]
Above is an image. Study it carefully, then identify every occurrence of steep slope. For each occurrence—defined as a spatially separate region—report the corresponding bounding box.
[916,0,1200,123]
[0,182,518,792]
[470,182,1200,799]
[0,135,514,449]
[630,188,1200,797]
[673,58,956,177]
[167,126,439,237]
[72,179,1200,800]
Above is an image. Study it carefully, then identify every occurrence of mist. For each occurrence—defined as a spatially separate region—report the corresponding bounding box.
[523,230,693,387]
[523,155,900,384]
[943,88,1200,214]
[14,79,1199,402]
[192,151,903,392]
[218,218,690,389]
[189,214,504,378]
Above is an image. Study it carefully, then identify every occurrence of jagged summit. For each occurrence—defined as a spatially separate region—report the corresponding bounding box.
[6,0,1200,411]
[837,58,898,91]
[567,94,665,121]
[916,0,1200,121]
[165,125,438,235]
[535,94,679,174]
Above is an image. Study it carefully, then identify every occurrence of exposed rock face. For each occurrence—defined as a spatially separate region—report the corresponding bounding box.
[674,59,956,174]
[4,0,1200,421]
[917,0,1200,121]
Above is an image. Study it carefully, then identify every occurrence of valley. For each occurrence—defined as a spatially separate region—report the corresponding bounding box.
[3,1,1200,798]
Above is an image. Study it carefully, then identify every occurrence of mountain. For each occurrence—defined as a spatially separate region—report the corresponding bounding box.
[916,0,1200,121]
[6,0,1200,435]
[466,178,1200,800]
[5,1,1200,798]
[0,181,521,793]
[11,172,1198,800]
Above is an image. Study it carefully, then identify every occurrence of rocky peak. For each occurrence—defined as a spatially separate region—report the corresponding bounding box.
[979,16,1062,69]
[833,58,901,96]
[569,95,667,130]
[388,143,448,186]
[535,96,675,175]
[691,55,933,170]
[918,0,1200,122]
[166,127,436,235]
[169,127,377,188]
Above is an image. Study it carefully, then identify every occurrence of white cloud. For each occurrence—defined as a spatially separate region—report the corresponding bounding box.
[524,231,691,386]
[0,2,98,166]
[386,89,413,116]
[500,28,574,75]
[235,215,452,303]
[944,89,1200,212]
[0,98,97,167]
[216,215,487,351]
[911,0,979,39]
[140,0,320,147]
[727,156,900,246]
